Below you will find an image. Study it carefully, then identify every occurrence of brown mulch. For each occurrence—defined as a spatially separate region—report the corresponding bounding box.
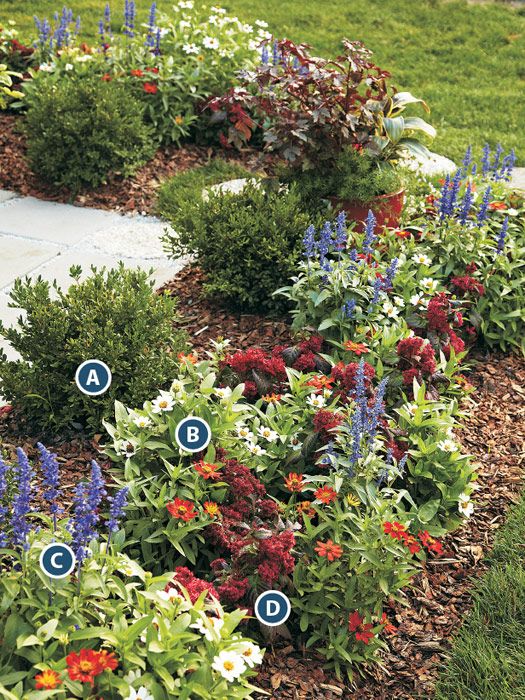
[0,113,261,214]
[0,268,524,699]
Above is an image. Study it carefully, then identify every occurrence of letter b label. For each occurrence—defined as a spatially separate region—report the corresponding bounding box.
[175,417,212,453]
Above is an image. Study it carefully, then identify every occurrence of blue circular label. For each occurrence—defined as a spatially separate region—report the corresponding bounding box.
[75,359,112,396]
[254,590,291,627]
[175,417,212,453]
[39,543,76,579]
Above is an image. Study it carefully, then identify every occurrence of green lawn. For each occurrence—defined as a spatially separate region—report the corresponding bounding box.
[434,494,525,700]
[1,0,524,162]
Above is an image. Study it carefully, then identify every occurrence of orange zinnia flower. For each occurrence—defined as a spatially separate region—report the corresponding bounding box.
[35,669,62,690]
[194,460,222,480]
[380,612,398,635]
[167,497,197,522]
[488,201,507,210]
[314,485,337,504]
[306,375,334,390]
[143,82,158,94]
[383,521,407,541]
[314,539,343,561]
[203,501,221,518]
[262,393,281,403]
[178,351,198,364]
[296,500,316,518]
[394,229,412,239]
[284,472,305,492]
[344,340,369,356]
[97,650,118,671]
[130,68,143,77]
[66,649,103,685]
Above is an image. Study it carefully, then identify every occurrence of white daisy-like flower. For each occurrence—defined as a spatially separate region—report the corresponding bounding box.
[235,423,254,440]
[179,0,193,7]
[438,439,457,452]
[191,615,224,642]
[179,20,190,29]
[158,27,170,37]
[133,415,152,429]
[458,493,474,518]
[246,442,266,456]
[120,441,136,457]
[127,687,154,700]
[241,23,253,32]
[75,54,93,62]
[394,296,405,308]
[248,39,261,51]
[123,669,142,685]
[255,19,269,28]
[306,394,326,408]
[507,208,519,216]
[212,650,247,682]
[203,36,220,49]
[410,293,423,306]
[182,42,199,54]
[420,277,439,294]
[405,402,419,417]
[382,301,399,319]
[170,379,185,395]
[215,386,232,401]
[152,391,175,413]
[211,6,227,14]
[39,63,54,72]
[257,426,279,442]
[237,641,264,667]
[322,388,332,399]
[412,253,432,266]
[208,14,219,24]
[64,63,74,71]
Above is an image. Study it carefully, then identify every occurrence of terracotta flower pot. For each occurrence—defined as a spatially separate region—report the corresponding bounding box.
[328,189,405,232]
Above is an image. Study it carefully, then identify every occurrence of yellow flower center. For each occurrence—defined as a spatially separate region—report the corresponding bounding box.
[223,661,234,671]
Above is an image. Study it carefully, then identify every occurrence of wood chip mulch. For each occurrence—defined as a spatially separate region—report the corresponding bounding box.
[0,255,524,699]
[0,113,261,214]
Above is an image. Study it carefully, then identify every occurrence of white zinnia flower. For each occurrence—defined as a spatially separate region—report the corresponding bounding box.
[179,20,190,29]
[255,19,269,28]
[152,391,175,413]
[246,442,266,456]
[191,615,224,641]
[236,423,254,441]
[123,669,142,684]
[412,253,432,266]
[410,293,423,306]
[405,402,418,417]
[120,441,136,457]
[39,63,54,72]
[458,493,474,518]
[438,439,457,452]
[394,296,405,308]
[75,54,93,62]
[133,415,151,429]
[420,277,438,294]
[212,650,247,682]
[64,63,74,71]
[258,426,278,442]
[382,301,399,319]
[237,641,264,667]
[203,36,220,49]
[307,394,326,408]
[183,42,199,54]
[127,687,154,700]
[215,386,232,401]
[179,0,193,7]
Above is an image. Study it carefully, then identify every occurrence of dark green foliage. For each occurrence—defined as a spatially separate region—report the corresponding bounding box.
[163,182,315,313]
[156,159,254,220]
[0,264,187,434]
[24,77,155,191]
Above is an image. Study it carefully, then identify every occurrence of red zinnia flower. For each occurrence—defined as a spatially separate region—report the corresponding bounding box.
[97,650,118,671]
[35,669,62,689]
[178,351,198,364]
[394,229,412,239]
[130,68,143,77]
[314,539,343,561]
[284,472,305,492]
[143,82,158,94]
[167,497,197,522]
[296,500,316,518]
[383,521,407,541]
[380,612,398,635]
[314,485,337,504]
[404,534,421,554]
[306,375,334,390]
[488,201,507,210]
[194,460,222,480]
[66,649,104,685]
[344,340,369,356]
[262,393,281,403]
[101,73,112,82]
[203,501,221,518]
[348,611,374,645]
[418,530,444,555]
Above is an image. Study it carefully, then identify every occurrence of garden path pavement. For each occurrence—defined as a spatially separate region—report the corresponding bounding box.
[0,190,186,362]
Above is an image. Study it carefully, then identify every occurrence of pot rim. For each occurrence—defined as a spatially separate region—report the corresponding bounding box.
[328,188,405,205]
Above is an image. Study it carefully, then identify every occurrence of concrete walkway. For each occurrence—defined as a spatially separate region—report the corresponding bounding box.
[0,190,186,360]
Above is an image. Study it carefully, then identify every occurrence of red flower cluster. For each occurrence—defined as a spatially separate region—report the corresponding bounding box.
[397,336,437,385]
[427,293,466,358]
[167,497,197,522]
[312,409,344,442]
[330,360,375,400]
[386,438,409,462]
[66,648,118,686]
[348,611,374,645]
[205,453,294,602]
[222,347,287,399]
[166,566,218,603]
[450,274,485,297]
[383,522,443,557]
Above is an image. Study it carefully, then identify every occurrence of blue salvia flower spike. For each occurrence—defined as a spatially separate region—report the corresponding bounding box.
[37,442,62,531]
[0,456,9,548]
[108,486,129,535]
[458,182,473,225]
[496,216,509,255]
[362,210,377,254]
[10,448,34,550]
[477,185,492,227]
[481,143,491,177]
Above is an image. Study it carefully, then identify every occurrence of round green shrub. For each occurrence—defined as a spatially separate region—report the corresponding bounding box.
[163,182,316,313]
[0,264,188,434]
[24,77,155,191]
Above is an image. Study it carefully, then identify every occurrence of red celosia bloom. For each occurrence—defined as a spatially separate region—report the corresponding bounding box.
[331,361,375,396]
[35,669,62,690]
[397,336,437,385]
[314,539,343,561]
[427,293,453,335]
[204,501,221,518]
[216,576,250,603]
[284,472,305,492]
[450,275,485,297]
[344,340,369,356]
[488,201,507,210]
[465,262,478,274]
[380,612,398,635]
[312,409,344,442]
[194,460,222,480]
[314,485,337,504]
[293,350,317,372]
[166,497,197,521]
[383,521,407,541]
[66,649,104,685]
[443,330,465,358]
[97,650,118,671]
[167,566,218,603]
[143,82,158,94]
[387,439,408,462]
[130,68,143,77]
[348,611,374,645]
